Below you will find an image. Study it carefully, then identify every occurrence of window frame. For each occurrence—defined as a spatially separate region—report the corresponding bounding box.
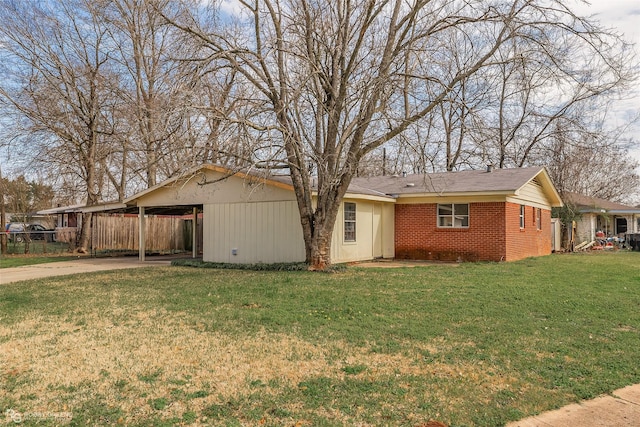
[437,203,469,228]
[536,208,542,230]
[343,202,356,242]
[519,205,525,229]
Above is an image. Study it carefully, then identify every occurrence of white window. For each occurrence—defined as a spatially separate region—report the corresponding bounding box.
[438,204,469,228]
[344,202,356,242]
[536,208,541,230]
[519,205,525,229]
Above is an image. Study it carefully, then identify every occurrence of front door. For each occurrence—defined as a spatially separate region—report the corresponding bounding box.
[616,217,627,235]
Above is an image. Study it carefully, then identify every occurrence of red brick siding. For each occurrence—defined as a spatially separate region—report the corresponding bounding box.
[395,202,552,262]
[504,203,552,261]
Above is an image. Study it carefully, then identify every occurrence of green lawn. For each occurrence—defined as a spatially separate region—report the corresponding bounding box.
[1,241,73,256]
[1,252,639,426]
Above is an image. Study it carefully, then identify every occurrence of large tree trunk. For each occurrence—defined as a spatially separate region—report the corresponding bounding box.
[308,231,332,270]
[77,212,92,254]
[298,172,352,271]
[306,210,338,271]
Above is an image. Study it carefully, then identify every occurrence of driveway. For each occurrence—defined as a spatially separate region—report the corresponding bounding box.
[0,257,172,285]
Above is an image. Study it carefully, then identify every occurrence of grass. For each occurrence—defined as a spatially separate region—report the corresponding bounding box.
[0,252,639,426]
[1,241,73,256]
[0,254,80,268]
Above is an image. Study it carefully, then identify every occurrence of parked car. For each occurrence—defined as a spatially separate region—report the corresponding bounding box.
[5,223,56,243]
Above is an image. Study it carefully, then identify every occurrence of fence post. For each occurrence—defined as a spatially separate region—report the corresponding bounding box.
[192,207,197,258]
[139,207,146,262]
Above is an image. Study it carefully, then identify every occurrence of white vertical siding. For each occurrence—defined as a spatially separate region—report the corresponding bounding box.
[331,199,394,263]
[203,201,305,264]
[382,203,395,258]
[373,203,383,258]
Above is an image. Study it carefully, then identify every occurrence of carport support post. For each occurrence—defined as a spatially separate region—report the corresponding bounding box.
[139,206,146,262]
[192,207,197,258]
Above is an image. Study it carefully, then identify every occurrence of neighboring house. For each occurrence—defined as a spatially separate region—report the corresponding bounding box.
[37,203,86,243]
[122,164,562,263]
[562,192,640,243]
[4,211,56,228]
[38,203,85,229]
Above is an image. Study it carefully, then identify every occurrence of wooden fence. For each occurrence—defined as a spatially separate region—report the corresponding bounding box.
[91,214,191,252]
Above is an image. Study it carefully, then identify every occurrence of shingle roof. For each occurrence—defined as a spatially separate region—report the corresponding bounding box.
[124,163,560,206]
[350,166,547,196]
[563,192,640,213]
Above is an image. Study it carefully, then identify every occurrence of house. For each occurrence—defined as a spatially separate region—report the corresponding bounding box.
[352,166,562,261]
[562,192,640,243]
[38,203,85,228]
[122,164,562,263]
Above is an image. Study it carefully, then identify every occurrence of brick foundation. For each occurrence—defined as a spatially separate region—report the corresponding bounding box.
[395,202,551,262]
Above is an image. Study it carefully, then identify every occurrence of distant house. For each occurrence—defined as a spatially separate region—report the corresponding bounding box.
[123,164,563,263]
[37,203,86,244]
[562,192,640,243]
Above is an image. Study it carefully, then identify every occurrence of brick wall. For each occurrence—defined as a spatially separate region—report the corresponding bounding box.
[504,202,552,261]
[395,202,551,262]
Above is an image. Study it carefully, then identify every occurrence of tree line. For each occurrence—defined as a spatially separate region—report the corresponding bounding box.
[1,0,638,266]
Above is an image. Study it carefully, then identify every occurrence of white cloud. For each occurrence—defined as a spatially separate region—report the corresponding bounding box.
[218,0,243,17]
[569,0,640,160]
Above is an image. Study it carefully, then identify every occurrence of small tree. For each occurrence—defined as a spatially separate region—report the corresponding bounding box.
[552,201,582,250]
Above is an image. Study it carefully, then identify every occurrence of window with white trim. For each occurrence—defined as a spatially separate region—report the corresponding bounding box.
[519,205,525,229]
[536,208,541,230]
[437,204,469,228]
[344,202,356,242]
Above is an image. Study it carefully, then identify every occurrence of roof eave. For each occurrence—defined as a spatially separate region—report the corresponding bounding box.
[394,190,515,198]
[514,167,563,208]
[579,208,640,215]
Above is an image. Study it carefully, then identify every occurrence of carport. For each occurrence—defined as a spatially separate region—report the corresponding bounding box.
[135,205,201,261]
[81,202,202,261]
[121,164,310,265]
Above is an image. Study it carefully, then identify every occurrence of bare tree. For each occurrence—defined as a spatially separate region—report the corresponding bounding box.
[546,119,640,203]
[473,13,635,169]
[99,0,189,188]
[0,165,7,255]
[378,8,636,177]
[168,0,630,269]
[0,0,120,252]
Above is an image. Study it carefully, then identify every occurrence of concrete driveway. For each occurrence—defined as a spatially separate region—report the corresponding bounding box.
[507,384,640,427]
[0,256,171,285]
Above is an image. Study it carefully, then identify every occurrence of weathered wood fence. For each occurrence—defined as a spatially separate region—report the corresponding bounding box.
[91,214,191,252]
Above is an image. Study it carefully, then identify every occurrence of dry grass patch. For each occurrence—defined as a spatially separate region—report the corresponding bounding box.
[2,311,335,423]
[2,310,528,425]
